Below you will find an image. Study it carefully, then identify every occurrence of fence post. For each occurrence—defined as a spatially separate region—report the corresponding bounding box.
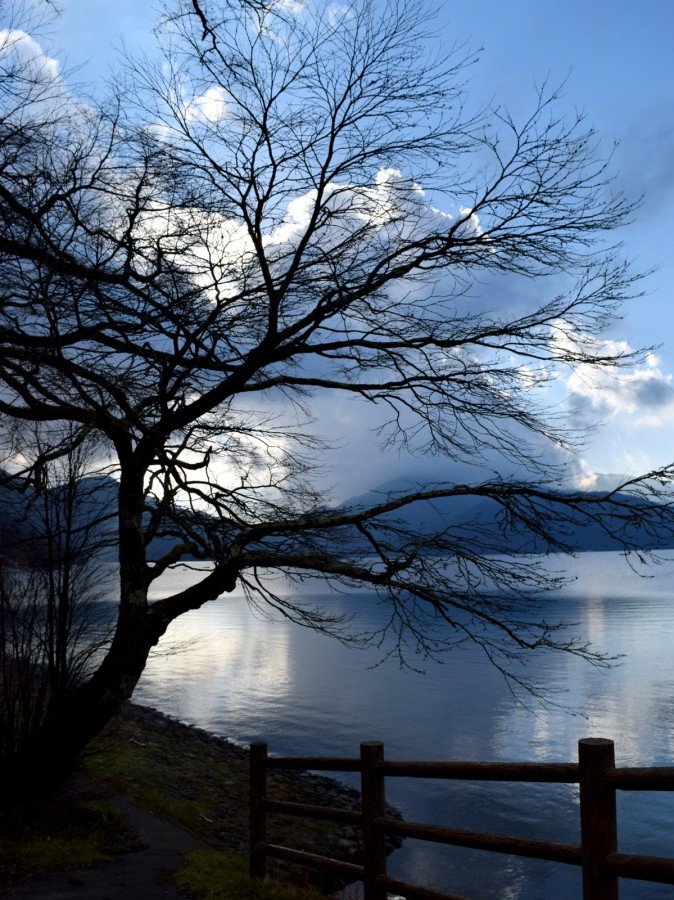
[578,738,619,900]
[361,741,387,900]
[250,741,268,880]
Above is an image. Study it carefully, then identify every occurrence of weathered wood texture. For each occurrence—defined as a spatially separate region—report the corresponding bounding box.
[579,738,618,900]
[250,737,674,899]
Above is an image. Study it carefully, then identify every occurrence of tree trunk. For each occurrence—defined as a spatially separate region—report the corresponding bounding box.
[0,457,241,813]
[0,605,165,813]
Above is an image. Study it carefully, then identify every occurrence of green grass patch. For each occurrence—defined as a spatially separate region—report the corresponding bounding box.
[0,799,139,887]
[83,708,251,843]
[2,706,362,896]
[175,849,326,900]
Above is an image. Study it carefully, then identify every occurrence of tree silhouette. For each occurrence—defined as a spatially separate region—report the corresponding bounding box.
[0,0,672,799]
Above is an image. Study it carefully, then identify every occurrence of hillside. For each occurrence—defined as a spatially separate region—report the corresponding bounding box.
[339,477,674,553]
[3,472,673,564]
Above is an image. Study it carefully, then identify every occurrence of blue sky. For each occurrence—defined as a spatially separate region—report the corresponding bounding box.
[24,0,674,496]
[450,1,674,486]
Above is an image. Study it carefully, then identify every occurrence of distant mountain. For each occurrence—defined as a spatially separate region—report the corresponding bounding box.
[3,472,673,565]
[0,472,196,563]
[338,477,674,553]
[0,471,118,563]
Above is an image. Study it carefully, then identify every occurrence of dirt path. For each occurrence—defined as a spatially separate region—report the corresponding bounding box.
[2,791,206,900]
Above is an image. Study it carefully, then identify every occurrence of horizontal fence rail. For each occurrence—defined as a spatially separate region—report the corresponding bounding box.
[249,738,674,900]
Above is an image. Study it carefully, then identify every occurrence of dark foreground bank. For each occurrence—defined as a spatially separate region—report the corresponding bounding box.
[1,702,400,897]
[96,703,374,864]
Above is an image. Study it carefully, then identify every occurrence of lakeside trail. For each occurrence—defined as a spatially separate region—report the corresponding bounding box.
[3,788,207,899]
[1,704,392,899]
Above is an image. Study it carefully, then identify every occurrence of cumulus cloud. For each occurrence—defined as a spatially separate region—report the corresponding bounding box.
[134,204,254,299]
[184,85,228,123]
[567,350,674,425]
[0,27,92,134]
[134,159,486,319]
[550,322,674,425]
[256,0,307,42]
[135,173,668,496]
[571,462,632,493]
[0,28,60,81]
[263,168,474,264]
[458,206,484,237]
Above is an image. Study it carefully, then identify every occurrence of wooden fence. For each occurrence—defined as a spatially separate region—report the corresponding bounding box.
[249,738,674,900]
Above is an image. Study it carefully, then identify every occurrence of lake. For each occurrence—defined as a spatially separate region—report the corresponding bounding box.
[135,552,674,899]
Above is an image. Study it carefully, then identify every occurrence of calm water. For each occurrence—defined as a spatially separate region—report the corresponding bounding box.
[135,552,674,899]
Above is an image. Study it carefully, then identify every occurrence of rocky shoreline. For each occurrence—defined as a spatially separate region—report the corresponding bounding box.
[93,702,401,893]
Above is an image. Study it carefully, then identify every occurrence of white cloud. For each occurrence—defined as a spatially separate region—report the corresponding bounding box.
[273,0,306,11]
[135,167,484,309]
[567,351,674,424]
[551,320,632,364]
[264,168,455,258]
[184,85,228,123]
[134,203,255,301]
[256,0,306,42]
[0,28,60,80]
[458,206,484,237]
[327,4,355,27]
[551,323,674,426]
[570,461,630,492]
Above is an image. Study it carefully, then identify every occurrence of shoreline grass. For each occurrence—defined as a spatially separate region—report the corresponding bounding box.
[0,703,359,898]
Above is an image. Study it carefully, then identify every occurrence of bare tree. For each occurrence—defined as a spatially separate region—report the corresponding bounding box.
[0,0,672,798]
[0,425,114,784]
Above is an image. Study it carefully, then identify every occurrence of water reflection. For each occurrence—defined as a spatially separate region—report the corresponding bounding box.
[135,554,674,899]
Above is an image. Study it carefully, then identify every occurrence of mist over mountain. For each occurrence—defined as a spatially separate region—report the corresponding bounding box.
[340,477,674,553]
[0,473,187,563]
[3,473,673,564]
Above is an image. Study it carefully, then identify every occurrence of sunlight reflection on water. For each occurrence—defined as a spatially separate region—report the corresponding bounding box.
[136,553,674,899]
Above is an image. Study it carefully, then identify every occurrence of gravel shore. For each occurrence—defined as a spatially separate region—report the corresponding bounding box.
[89,702,402,893]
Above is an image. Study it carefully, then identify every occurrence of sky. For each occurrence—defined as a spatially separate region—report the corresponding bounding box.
[10,0,674,499]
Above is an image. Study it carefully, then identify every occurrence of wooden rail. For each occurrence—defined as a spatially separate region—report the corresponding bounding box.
[249,738,674,900]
